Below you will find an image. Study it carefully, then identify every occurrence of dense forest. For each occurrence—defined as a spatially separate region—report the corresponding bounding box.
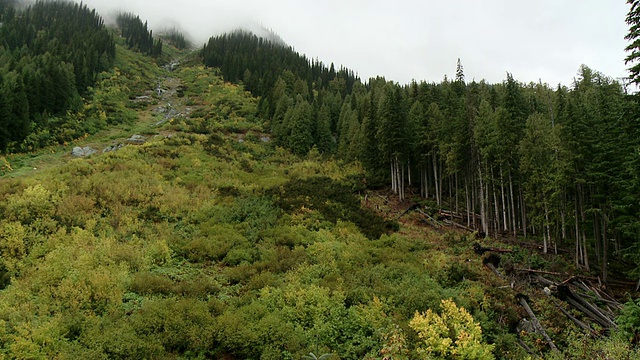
[160,27,190,50]
[0,0,639,358]
[0,0,178,154]
[115,12,163,57]
[202,29,640,285]
[0,0,116,151]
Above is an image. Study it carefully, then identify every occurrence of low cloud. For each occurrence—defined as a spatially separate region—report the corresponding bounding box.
[79,0,629,86]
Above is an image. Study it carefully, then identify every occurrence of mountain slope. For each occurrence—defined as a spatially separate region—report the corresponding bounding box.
[0,40,637,360]
[0,4,639,360]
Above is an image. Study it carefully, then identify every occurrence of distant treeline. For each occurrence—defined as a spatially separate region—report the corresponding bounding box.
[115,12,162,57]
[0,0,115,151]
[161,28,189,50]
[202,31,640,281]
[202,30,359,104]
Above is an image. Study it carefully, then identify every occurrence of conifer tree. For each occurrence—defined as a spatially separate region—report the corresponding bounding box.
[0,79,11,150]
[378,84,407,200]
[625,0,640,85]
[315,103,333,154]
[287,96,314,156]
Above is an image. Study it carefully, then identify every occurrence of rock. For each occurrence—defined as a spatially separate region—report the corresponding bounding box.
[71,146,98,157]
[126,135,146,144]
[517,318,537,334]
[102,143,124,153]
[260,136,271,143]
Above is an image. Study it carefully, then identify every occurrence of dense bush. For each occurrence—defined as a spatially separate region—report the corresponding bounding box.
[269,176,397,239]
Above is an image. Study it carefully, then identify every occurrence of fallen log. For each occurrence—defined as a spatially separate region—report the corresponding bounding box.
[438,209,464,220]
[443,219,474,231]
[485,263,504,279]
[396,203,420,220]
[545,292,597,336]
[517,294,559,353]
[535,275,558,287]
[577,293,622,311]
[562,296,612,329]
[517,338,535,355]
[416,209,444,228]
[557,285,617,329]
[575,281,622,309]
[515,268,566,277]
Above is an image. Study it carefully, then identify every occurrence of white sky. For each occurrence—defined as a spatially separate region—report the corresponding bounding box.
[83,0,630,87]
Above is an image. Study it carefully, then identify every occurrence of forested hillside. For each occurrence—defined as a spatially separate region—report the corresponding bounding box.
[0,0,639,359]
[0,0,175,154]
[0,0,115,151]
[116,12,163,57]
[203,31,640,285]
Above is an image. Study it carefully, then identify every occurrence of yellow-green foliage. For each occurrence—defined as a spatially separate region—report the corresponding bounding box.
[410,299,495,359]
[176,66,262,133]
[0,51,559,359]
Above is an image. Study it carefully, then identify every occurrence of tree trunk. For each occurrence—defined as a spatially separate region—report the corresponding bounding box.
[594,212,601,264]
[579,187,589,271]
[449,174,453,205]
[574,197,581,268]
[520,187,527,238]
[455,173,459,215]
[478,163,488,236]
[401,160,405,201]
[561,196,567,244]
[465,177,471,228]
[602,213,608,284]
[439,158,444,208]
[472,175,477,229]
[544,201,551,254]
[509,172,517,237]
[433,152,440,206]
[492,167,500,237]
[420,166,424,198]
[500,166,508,232]
[390,161,396,194]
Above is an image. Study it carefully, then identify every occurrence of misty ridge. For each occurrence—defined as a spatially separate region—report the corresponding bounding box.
[9,0,285,48]
[7,0,630,86]
[87,0,287,50]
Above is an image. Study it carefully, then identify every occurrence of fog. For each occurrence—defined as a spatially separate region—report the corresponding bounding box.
[80,0,630,86]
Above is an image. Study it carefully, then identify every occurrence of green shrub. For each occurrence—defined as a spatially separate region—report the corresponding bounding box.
[409,299,495,359]
[230,196,280,242]
[269,176,393,240]
[618,297,640,345]
[130,272,174,295]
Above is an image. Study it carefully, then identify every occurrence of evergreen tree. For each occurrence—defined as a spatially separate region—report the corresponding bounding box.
[7,76,30,143]
[625,0,640,85]
[287,96,314,156]
[0,78,11,150]
[378,84,407,200]
[315,103,333,154]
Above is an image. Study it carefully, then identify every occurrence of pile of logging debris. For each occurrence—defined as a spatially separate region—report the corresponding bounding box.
[396,204,485,236]
[479,246,631,354]
[394,202,638,354]
[391,202,640,354]
[397,204,466,232]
